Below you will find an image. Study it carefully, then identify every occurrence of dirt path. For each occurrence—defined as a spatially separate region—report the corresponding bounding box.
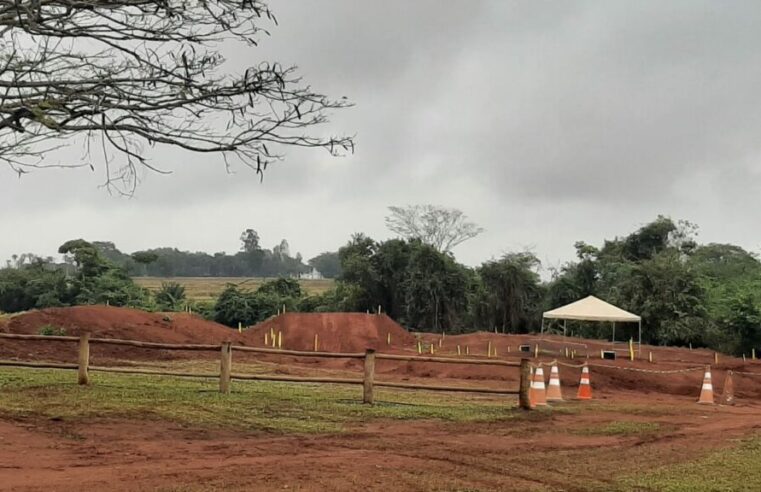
[2,399,760,491]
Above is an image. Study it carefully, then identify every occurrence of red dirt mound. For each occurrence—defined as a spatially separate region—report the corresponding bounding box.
[3,305,241,343]
[245,313,415,353]
[0,306,242,363]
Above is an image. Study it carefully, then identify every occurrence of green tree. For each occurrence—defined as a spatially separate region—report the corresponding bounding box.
[58,239,149,307]
[308,251,342,278]
[0,261,71,312]
[475,252,543,333]
[155,282,187,311]
[722,293,761,354]
[402,243,470,332]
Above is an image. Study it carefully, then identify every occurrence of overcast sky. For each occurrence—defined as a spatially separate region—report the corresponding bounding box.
[2,1,761,272]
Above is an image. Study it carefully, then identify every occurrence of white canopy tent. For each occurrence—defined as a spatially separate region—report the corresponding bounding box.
[542,295,642,350]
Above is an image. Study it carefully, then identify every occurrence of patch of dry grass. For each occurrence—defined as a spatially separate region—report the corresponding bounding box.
[133,277,335,301]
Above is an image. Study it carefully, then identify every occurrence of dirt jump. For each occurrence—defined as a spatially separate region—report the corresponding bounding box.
[2,305,761,401]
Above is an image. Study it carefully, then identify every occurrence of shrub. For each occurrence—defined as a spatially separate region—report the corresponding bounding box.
[38,324,67,336]
[155,282,187,311]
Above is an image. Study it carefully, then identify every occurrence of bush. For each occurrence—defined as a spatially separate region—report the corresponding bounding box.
[38,324,67,336]
[155,282,187,311]
[0,263,71,313]
[213,282,304,328]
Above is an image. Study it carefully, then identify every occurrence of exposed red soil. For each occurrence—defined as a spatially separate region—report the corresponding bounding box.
[3,307,761,490]
[245,312,416,353]
[0,306,245,363]
[1,400,760,491]
[2,306,761,401]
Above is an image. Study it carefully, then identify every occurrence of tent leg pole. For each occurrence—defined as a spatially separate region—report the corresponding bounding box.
[563,319,567,337]
[638,320,642,354]
[541,318,544,336]
[612,322,616,344]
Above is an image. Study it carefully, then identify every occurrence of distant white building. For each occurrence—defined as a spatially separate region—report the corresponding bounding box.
[298,267,324,280]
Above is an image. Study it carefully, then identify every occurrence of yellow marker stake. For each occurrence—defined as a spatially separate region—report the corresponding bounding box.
[507,345,511,353]
[743,354,747,362]
[439,338,443,348]
[238,322,242,334]
[648,351,653,363]
[417,341,422,354]
[629,338,634,361]
[314,333,319,352]
[714,352,719,364]
[387,333,391,345]
[466,346,469,356]
[430,344,434,355]
[494,347,497,357]
[271,333,276,347]
[278,331,282,349]
[534,345,539,359]
[753,348,757,360]
[457,345,461,356]
[487,341,492,358]
[264,333,269,345]
[600,349,604,359]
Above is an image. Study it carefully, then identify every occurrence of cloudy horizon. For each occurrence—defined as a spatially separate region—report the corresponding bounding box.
[3,0,761,272]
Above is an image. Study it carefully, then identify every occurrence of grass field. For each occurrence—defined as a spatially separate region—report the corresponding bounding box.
[0,367,518,434]
[133,276,335,301]
[2,365,761,491]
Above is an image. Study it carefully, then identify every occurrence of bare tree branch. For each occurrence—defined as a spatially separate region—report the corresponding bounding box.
[0,0,353,193]
[385,205,485,252]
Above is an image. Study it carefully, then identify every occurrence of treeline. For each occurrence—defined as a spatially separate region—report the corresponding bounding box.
[90,229,341,278]
[211,217,761,356]
[2,216,761,356]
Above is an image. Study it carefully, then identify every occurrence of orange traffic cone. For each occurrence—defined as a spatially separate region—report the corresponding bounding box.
[546,364,563,401]
[529,366,547,408]
[698,366,714,404]
[720,371,735,406]
[577,364,592,400]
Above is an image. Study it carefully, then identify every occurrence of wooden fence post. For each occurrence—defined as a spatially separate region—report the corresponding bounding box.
[220,342,232,394]
[78,333,90,385]
[363,348,376,405]
[519,358,531,410]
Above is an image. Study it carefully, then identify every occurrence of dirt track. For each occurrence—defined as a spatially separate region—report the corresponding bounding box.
[3,306,761,401]
[3,307,761,490]
[2,398,760,491]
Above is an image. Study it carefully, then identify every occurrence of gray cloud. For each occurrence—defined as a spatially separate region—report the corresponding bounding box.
[3,1,761,268]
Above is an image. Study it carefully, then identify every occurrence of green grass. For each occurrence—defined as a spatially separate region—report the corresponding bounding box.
[133,277,335,301]
[615,436,761,491]
[0,367,524,434]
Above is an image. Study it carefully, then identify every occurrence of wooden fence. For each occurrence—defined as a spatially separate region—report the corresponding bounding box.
[0,333,531,409]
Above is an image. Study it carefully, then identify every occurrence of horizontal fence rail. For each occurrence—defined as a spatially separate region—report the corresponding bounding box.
[0,333,218,351]
[376,353,520,367]
[234,345,365,359]
[0,332,529,408]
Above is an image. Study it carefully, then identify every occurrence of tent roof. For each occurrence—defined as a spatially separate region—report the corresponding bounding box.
[542,295,641,323]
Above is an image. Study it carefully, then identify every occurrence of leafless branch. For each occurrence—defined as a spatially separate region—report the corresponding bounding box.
[385,205,485,252]
[0,0,353,193]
